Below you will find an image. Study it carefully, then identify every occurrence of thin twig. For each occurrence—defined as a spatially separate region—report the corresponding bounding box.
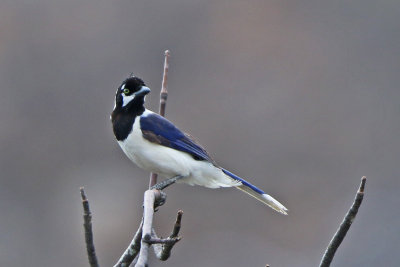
[145,236,181,245]
[151,228,181,260]
[159,50,170,117]
[319,176,367,267]
[113,219,143,267]
[149,50,170,188]
[149,173,158,191]
[153,210,183,261]
[80,187,100,267]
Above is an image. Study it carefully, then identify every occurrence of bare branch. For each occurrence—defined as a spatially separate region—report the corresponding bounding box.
[319,176,367,267]
[149,50,170,188]
[159,210,183,261]
[80,187,100,267]
[170,210,183,237]
[159,49,170,117]
[149,173,158,191]
[145,236,181,245]
[135,190,164,267]
[151,210,183,261]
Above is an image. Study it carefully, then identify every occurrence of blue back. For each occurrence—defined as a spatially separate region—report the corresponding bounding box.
[140,113,213,162]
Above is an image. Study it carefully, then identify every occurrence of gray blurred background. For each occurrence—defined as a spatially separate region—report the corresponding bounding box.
[1,0,399,266]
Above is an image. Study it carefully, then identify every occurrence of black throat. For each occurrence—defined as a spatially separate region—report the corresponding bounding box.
[111,96,145,141]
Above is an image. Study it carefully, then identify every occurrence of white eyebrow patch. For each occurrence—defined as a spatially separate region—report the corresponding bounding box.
[121,83,126,90]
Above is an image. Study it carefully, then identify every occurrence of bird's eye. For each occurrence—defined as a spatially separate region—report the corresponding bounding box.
[123,88,130,95]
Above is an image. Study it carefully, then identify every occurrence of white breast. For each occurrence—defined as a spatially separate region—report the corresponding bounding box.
[118,110,239,188]
[118,110,191,177]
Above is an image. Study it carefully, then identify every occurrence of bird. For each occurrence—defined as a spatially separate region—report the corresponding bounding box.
[111,75,288,215]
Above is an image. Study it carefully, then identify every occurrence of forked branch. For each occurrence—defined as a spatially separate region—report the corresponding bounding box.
[151,210,183,261]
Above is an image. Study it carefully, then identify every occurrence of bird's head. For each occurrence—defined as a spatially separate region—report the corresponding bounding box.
[114,76,151,110]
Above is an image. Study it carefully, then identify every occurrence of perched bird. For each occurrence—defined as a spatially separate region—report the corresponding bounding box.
[111,76,288,214]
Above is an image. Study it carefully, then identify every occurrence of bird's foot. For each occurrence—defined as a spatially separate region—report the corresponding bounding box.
[151,175,183,190]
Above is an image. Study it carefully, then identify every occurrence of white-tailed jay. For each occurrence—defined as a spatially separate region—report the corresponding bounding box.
[111,76,288,214]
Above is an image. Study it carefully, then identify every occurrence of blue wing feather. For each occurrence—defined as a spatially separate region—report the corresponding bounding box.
[140,113,213,162]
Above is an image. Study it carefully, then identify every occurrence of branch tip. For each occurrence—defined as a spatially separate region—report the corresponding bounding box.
[80,187,86,200]
[176,210,183,223]
[79,187,99,267]
[319,177,368,267]
[359,176,366,193]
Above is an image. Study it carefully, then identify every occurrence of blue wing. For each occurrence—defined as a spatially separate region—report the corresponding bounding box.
[140,113,214,162]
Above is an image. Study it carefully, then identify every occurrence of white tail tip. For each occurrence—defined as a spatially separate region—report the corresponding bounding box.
[262,194,288,215]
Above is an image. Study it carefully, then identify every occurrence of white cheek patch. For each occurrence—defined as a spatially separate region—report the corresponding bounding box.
[119,83,136,107]
[122,94,135,107]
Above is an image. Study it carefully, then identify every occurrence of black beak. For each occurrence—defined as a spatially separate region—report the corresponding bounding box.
[135,86,151,96]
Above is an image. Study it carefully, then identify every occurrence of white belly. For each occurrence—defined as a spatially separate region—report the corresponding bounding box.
[118,112,239,188]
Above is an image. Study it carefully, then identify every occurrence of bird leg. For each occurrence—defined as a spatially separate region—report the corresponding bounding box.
[150,175,184,190]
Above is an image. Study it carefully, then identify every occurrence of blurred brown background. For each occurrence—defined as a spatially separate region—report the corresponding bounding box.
[1,0,399,266]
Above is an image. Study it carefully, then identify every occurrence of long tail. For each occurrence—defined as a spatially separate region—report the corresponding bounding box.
[221,169,288,215]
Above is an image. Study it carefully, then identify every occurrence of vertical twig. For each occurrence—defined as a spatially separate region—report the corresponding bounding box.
[319,176,367,267]
[149,50,170,188]
[80,187,100,267]
[158,210,183,261]
[159,50,170,117]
